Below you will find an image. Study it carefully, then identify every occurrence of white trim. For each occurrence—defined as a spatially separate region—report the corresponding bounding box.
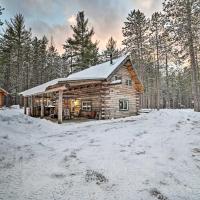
[119,99,129,111]
[82,101,92,111]
[125,79,132,86]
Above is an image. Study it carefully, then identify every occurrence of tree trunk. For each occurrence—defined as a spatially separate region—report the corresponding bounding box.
[165,52,170,108]
[155,29,160,111]
[186,0,200,112]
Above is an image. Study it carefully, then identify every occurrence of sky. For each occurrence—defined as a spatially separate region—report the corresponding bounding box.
[0,0,162,54]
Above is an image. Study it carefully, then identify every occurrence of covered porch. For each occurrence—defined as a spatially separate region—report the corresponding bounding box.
[22,80,107,124]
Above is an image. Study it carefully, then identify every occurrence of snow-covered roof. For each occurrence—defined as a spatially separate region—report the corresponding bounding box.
[19,78,68,96]
[66,54,128,81]
[20,54,131,96]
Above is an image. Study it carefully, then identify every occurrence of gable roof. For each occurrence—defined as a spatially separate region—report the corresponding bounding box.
[66,54,128,81]
[20,78,68,96]
[20,54,143,96]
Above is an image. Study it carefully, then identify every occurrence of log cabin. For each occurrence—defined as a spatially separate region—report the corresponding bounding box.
[0,88,8,108]
[20,54,143,123]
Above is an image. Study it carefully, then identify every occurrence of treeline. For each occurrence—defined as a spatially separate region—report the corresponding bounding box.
[0,0,199,111]
[0,13,66,93]
[122,0,200,111]
[0,10,118,94]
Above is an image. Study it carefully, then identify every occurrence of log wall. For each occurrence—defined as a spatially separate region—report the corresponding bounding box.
[102,65,138,119]
[0,92,4,108]
[63,84,103,118]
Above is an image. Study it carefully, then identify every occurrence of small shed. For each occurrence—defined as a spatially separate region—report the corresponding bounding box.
[0,88,9,108]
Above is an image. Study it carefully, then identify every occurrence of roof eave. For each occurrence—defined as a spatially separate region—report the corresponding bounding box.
[65,78,106,82]
[0,88,9,95]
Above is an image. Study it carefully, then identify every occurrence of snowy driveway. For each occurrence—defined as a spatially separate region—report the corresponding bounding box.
[0,108,200,200]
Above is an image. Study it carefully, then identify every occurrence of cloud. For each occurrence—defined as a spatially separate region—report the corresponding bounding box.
[68,15,76,25]
[0,0,163,54]
[70,0,127,50]
[139,0,154,10]
[1,0,55,18]
[134,0,163,16]
[30,20,70,54]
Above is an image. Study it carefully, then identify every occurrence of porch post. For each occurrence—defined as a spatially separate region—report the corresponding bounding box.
[24,96,27,115]
[58,90,63,124]
[40,94,44,118]
[30,95,34,116]
[19,95,23,108]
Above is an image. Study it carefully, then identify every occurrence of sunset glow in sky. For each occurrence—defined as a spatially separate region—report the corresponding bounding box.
[0,0,162,54]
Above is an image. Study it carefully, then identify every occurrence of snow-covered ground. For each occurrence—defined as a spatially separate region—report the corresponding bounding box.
[0,107,200,200]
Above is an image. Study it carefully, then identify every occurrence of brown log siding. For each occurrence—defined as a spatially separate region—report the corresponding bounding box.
[102,65,138,119]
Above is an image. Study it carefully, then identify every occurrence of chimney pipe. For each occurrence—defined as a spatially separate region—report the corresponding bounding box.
[110,53,113,64]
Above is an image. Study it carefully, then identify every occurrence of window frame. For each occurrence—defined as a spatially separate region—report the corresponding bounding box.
[81,101,92,112]
[114,75,122,81]
[119,99,129,111]
[125,79,132,86]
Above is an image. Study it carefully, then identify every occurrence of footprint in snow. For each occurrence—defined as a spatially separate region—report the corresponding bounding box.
[63,155,69,162]
[85,169,108,185]
[142,179,149,185]
[196,165,200,170]
[51,172,66,179]
[168,157,174,161]
[192,148,200,159]
[89,139,100,144]
[69,151,77,158]
[192,148,200,153]
[159,181,168,186]
[150,188,168,200]
[2,135,8,139]
[175,123,180,130]
[135,150,146,155]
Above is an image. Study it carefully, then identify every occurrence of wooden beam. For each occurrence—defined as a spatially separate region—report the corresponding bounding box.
[40,94,44,118]
[30,96,34,116]
[67,80,103,87]
[24,97,28,115]
[19,95,23,108]
[58,90,63,124]
[46,85,67,93]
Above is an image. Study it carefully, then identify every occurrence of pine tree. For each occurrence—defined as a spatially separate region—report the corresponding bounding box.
[0,5,5,88]
[122,10,148,81]
[39,36,48,84]
[47,37,61,80]
[2,14,31,93]
[31,37,41,87]
[104,37,119,60]
[63,11,99,72]
[0,25,12,91]
[0,5,4,26]
[149,12,164,110]
[122,10,150,108]
[163,0,200,111]
[22,32,32,90]
[0,14,31,93]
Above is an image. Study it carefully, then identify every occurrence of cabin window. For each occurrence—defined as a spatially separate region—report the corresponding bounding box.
[114,75,122,81]
[125,79,132,86]
[82,101,92,111]
[119,99,129,111]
